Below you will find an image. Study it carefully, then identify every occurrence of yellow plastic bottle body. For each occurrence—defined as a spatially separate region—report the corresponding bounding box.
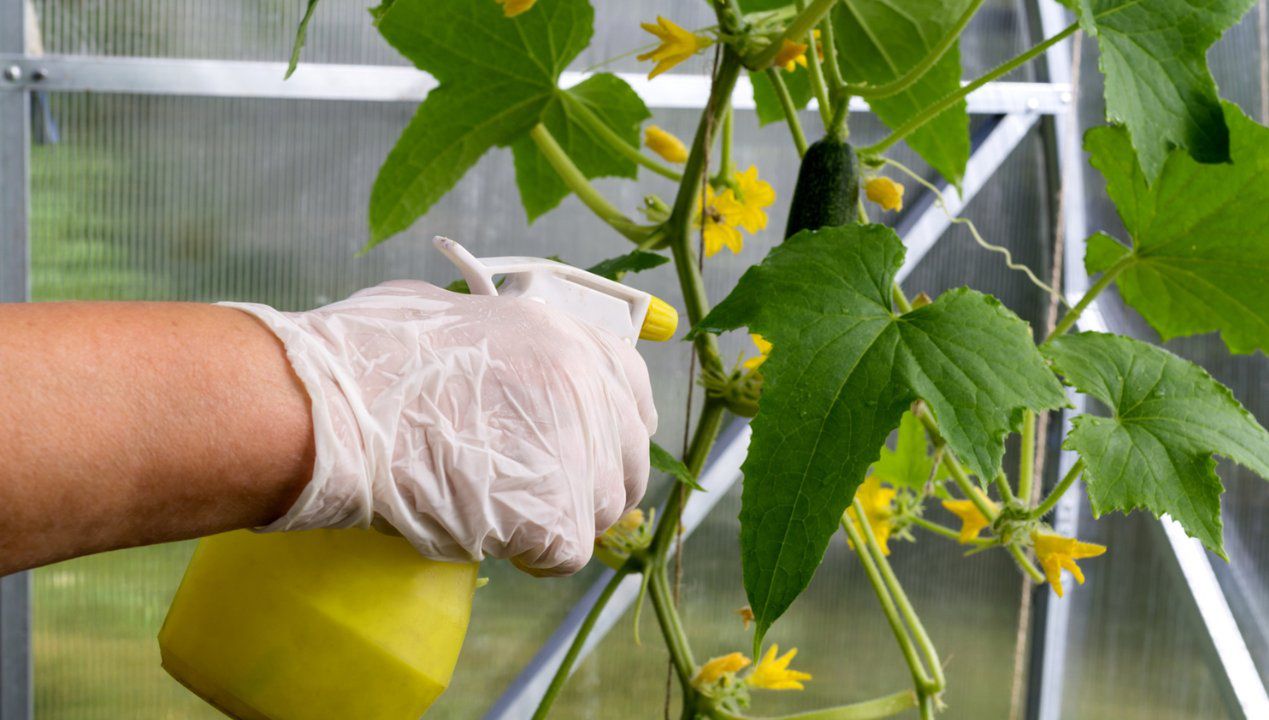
[158,529,478,720]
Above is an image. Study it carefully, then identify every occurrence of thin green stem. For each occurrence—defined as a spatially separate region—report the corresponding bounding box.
[562,93,683,181]
[841,510,934,691]
[994,471,1016,504]
[719,105,735,180]
[1045,254,1134,342]
[1017,410,1038,503]
[797,1,835,127]
[861,22,1077,156]
[913,405,998,522]
[531,567,632,720]
[844,0,985,100]
[857,500,944,691]
[919,693,936,720]
[750,0,840,69]
[711,689,918,720]
[818,16,847,93]
[892,283,913,313]
[1031,459,1085,520]
[528,124,648,243]
[910,516,995,547]
[649,566,697,688]
[652,402,726,557]
[765,67,809,155]
[1008,543,1046,583]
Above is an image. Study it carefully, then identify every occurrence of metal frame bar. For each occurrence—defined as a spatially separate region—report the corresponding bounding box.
[0,0,32,716]
[0,54,1073,115]
[484,111,1045,719]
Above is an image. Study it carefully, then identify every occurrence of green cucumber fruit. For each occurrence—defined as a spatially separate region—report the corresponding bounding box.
[783,137,859,239]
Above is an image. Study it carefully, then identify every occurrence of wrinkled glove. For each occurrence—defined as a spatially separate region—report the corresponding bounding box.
[220,280,657,576]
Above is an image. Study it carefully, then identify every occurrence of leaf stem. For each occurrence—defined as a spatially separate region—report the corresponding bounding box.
[844,0,985,100]
[1045,254,1134,343]
[561,93,683,181]
[531,566,632,720]
[710,689,918,720]
[861,22,1077,156]
[750,0,840,69]
[649,565,697,688]
[856,500,945,691]
[719,105,736,181]
[994,472,1016,504]
[910,516,994,547]
[1017,410,1038,503]
[797,1,835,128]
[528,123,649,243]
[766,68,809,155]
[840,512,935,691]
[1007,543,1046,583]
[818,15,847,93]
[1031,458,1085,520]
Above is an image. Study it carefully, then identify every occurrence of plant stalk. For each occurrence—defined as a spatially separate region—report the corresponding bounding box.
[649,565,697,688]
[855,499,945,692]
[841,511,934,691]
[531,567,632,720]
[1017,410,1038,503]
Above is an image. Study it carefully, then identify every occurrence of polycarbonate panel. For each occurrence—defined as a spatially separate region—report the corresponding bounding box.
[29,0,1032,73]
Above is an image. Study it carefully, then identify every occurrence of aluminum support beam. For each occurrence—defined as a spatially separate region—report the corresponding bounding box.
[0,54,1073,116]
[0,0,33,715]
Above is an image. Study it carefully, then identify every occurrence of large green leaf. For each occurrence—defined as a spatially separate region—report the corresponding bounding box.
[831,0,971,187]
[510,74,649,221]
[1084,103,1269,354]
[696,225,1065,644]
[1045,332,1269,557]
[369,0,594,245]
[1067,0,1254,180]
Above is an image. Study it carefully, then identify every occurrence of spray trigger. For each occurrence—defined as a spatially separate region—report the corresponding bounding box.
[433,236,677,344]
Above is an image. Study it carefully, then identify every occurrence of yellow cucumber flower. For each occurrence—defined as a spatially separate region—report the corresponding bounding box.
[742,334,773,371]
[644,125,688,163]
[694,652,752,687]
[699,186,743,257]
[774,39,809,72]
[846,477,897,555]
[494,0,535,17]
[1032,531,1107,598]
[747,644,812,690]
[638,17,711,79]
[866,176,905,212]
[942,498,997,543]
[722,165,776,234]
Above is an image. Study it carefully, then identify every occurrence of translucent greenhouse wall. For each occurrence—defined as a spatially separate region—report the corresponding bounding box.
[0,0,1264,718]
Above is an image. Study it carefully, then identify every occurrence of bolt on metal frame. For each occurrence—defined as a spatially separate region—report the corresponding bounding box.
[0,1,1264,718]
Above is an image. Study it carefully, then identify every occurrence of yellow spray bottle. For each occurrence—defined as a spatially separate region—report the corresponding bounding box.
[158,236,677,720]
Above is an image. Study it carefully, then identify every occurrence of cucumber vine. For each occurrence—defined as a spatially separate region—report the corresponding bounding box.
[291,1,1269,718]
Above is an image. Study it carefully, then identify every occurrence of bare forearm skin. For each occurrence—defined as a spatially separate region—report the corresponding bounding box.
[0,302,314,575]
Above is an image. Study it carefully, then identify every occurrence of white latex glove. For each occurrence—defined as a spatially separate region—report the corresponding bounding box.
[220,280,657,576]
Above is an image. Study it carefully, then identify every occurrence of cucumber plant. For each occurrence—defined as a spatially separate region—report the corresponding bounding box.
[291,1,1269,718]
